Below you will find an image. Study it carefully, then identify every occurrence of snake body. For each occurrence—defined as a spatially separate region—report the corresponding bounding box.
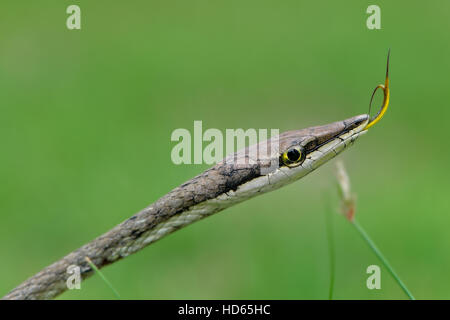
[2,115,369,300]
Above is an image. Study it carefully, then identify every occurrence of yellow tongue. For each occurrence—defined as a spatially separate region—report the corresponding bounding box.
[365,50,390,130]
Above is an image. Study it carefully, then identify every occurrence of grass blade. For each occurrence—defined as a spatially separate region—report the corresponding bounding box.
[351,219,415,300]
[334,161,415,300]
[85,257,121,299]
[324,197,336,300]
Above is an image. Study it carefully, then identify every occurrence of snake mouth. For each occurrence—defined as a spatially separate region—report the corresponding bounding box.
[334,114,369,148]
[303,114,369,170]
[309,114,369,153]
[331,114,369,144]
[344,114,370,133]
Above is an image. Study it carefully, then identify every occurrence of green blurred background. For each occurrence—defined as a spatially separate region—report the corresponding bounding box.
[1,0,449,299]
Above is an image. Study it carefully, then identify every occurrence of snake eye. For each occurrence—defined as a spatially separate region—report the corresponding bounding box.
[281,146,305,167]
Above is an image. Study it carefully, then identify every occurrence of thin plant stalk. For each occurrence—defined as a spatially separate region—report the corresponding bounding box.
[334,160,415,300]
[324,198,335,300]
[85,257,121,299]
[351,219,415,300]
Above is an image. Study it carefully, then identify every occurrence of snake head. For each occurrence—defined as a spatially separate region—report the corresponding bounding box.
[215,114,369,198]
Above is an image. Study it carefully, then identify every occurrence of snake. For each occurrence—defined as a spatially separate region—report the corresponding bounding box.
[2,52,390,300]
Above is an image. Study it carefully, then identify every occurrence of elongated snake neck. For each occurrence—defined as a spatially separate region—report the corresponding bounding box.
[3,114,369,300]
[2,163,261,300]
